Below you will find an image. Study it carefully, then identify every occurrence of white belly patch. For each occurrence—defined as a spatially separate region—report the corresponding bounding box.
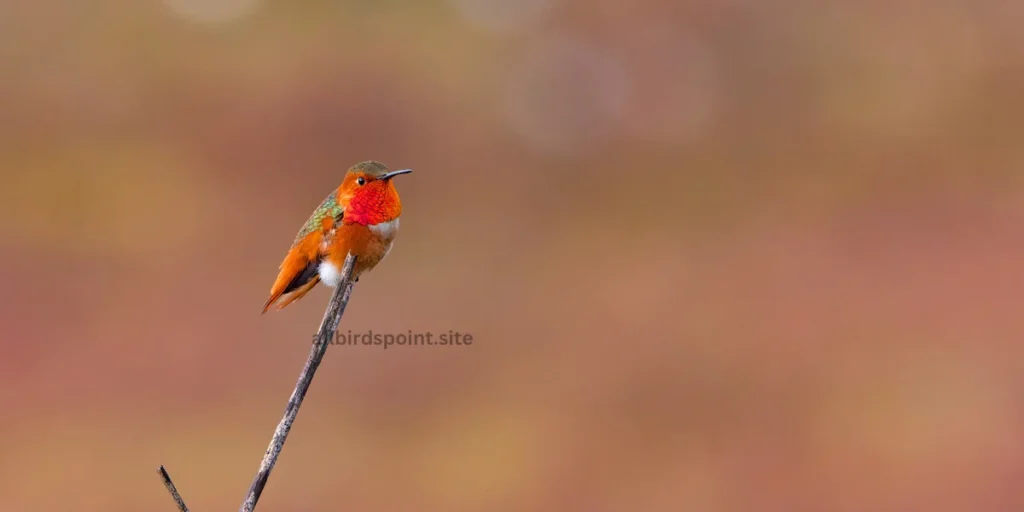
[318,260,343,288]
[368,217,400,240]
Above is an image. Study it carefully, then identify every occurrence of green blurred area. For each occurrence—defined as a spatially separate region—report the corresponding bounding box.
[2,1,1024,510]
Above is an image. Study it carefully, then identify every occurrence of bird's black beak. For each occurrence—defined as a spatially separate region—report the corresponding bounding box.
[380,169,412,180]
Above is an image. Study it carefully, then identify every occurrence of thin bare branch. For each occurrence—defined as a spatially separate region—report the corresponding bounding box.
[158,465,190,512]
[239,253,358,512]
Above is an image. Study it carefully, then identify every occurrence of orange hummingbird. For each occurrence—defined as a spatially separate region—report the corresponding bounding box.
[261,160,412,313]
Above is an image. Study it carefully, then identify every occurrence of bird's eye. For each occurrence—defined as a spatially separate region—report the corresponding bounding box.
[357,177,366,186]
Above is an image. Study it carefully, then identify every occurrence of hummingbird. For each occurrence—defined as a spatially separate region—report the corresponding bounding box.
[261,160,412,313]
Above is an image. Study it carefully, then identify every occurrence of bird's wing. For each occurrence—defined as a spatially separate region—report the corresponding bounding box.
[261,191,345,313]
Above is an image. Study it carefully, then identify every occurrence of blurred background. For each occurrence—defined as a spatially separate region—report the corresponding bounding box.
[2,0,1024,510]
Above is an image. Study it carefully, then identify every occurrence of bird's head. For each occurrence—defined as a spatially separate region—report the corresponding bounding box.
[337,161,412,225]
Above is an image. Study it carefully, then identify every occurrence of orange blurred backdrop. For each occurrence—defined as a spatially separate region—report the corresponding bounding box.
[2,1,1024,511]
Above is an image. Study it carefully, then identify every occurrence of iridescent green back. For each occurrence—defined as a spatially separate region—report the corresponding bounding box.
[294,190,344,244]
